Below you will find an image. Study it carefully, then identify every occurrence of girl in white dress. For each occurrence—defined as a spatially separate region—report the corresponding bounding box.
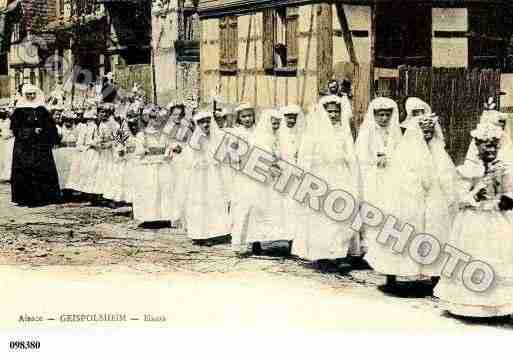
[91,103,120,206]
[229,103,258,254]
[77,110,101,198]
[108,109,140,205]
[182,111,231,245]
[242,109,288,254]
[103,108,131,205]
[435,122,513,318]
[132,105,173,224]
[356,98,402,266]
[162,102,191,227]
[0,108,14,182]
[378,110,458,290]
[66,110,88,193]
[53,110,78,195]
[293,95,360,269]
[279,105,306,244]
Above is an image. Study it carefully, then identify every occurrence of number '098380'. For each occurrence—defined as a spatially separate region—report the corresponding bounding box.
[9,341,40,350]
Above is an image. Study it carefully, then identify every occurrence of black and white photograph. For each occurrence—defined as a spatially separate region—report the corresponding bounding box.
[0,0,513,357]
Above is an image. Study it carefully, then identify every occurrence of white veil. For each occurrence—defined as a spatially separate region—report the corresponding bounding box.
[298,96,360,195]
[16,84,46,109]
[464,110,513,174]
[356,97,401,167]
[385,115,458,227]
[254,109,281,154]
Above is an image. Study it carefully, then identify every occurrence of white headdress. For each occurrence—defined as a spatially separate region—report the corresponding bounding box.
[279,103,306,140]
[280,104,302,116]
[235,103,254,114]
[464,109,513,170]
[298,95,360,197]
[356,97,401,165]
[383,111,457,238]
[389,112,456,203]
[17,84,46,108]
[402,97,432,128]
[192,111,212,123]
[254,109,282,152]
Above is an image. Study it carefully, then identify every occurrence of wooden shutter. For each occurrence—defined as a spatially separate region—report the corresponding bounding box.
[219,17,228,70]
[286,6,299,68]
[228,16,238,72]
[263,8,275,71]
[30,69,36,86]
[317,4,333,92]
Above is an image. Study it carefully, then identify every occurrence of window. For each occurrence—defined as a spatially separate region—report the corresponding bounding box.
[263,6,298,74]
[11,22,21,43]
[14,70,21,92]
[29,69,36,86]
[176,8,200,63]
[119,48,151,66]
[468,5,513,71]
[179,9,200,42]
[39,68,45,91]
[0,54,7,75]
[375,3,431,68]
[74,0,97,16]
[219,15,238,74]
[59,0,65,16]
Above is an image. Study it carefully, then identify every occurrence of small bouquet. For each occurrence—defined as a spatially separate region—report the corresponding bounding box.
[269,141,282,180]
[111,122,131,156]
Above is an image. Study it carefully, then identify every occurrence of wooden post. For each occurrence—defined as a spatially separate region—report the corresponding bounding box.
[369,3,376,100]
[335,3,357,65]
[151,46,157,104]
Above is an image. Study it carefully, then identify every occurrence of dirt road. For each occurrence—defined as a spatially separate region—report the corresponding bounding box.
[0,184,510,331]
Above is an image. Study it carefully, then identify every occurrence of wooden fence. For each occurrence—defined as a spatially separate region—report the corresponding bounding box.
[349,66,501,164]
[396,67,501,165]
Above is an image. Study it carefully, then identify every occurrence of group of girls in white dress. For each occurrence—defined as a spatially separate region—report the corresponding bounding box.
[2,83,513,321]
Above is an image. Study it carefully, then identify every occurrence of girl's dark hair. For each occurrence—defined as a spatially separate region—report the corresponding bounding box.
[170,104,186,118]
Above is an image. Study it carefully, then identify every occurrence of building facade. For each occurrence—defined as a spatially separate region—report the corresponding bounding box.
[152,0,200,105]
[0,0,201,106]
[198,0,513,109]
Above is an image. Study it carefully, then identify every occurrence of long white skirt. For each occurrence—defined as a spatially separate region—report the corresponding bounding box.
[292,162,358,261]
[132,161,171,222]
[365,182,452,278]
[161,159,188,222]
[66,149,84,191]
[53,147,76,189]
[103,158,125,202]
[0,138,14,182]
[92,149,115,196]
[243,179,287,243]
[185,163,230,239]
[230,169,259,249]
[435,208,513,317]
[78,149,100,194]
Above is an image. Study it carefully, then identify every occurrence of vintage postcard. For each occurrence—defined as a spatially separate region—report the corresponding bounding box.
[0,0,512,357]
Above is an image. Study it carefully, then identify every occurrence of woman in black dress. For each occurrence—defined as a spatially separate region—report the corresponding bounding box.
[10,84,61,207]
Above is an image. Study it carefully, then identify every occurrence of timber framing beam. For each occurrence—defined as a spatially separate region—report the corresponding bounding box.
[334,3,357,64]
[198,0,510,19]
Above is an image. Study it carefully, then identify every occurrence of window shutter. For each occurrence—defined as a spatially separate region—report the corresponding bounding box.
[228,16,238,72]
[219,17,228,70]
[286,6,299,68]
[317,4,333,92]
[263,8,275,71]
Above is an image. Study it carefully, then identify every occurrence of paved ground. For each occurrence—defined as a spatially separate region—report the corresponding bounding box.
[0,184,511,331]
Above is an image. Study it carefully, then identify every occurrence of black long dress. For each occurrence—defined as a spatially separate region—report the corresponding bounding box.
[10,106,61,206]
